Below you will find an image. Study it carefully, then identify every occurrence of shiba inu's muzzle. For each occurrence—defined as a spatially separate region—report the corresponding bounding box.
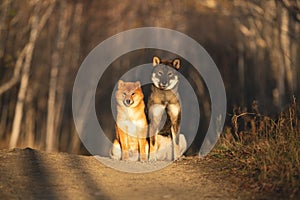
[123,98,133,107]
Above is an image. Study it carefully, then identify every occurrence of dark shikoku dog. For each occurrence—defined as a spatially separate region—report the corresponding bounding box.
[148,56,186,161]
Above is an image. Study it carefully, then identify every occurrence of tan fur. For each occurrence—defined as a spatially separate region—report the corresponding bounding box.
[156,134,187,161]
[110,80,148,161]
[148,56,183,161]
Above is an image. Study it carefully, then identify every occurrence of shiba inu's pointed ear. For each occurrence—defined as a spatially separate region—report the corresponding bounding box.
[118,80,124,88]
[135,81,141,88]
[153,56,161,67]
[172,58,180,69]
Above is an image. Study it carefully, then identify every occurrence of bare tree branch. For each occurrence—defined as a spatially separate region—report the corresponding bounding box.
[0,48,25,95]
[278,0,300,23]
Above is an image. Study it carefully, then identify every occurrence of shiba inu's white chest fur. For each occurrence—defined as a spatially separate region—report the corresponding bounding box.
[116,106,146,136]
[117,117,145,133]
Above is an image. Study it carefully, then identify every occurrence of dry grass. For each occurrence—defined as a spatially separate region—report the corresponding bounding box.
[211,98,300,198]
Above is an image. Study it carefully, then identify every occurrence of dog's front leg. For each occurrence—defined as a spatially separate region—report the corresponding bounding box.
[168,104,181,160]
[148,104,165,161]
[117,125,129,160]
[138,126,148,162]
[139,138,149,162]
[149,125,158,161]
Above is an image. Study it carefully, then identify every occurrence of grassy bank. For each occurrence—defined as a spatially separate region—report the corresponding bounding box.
[211,99,300,198]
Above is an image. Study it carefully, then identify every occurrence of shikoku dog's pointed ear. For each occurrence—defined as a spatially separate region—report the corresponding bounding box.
[118,80,124,88]
[172,58,180,70]
[153,56,161,67]
[135,81,141,88]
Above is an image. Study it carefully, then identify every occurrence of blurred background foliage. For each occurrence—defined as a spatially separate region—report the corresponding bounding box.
[0,0,299,155]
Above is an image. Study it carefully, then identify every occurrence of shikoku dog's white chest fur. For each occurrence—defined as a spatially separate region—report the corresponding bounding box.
[147,56,186,161]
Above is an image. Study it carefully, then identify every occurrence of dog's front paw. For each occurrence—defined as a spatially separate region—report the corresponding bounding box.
[149,153,157,162]
[139,154,148,162]
[149,157,157,162]
[173,152,181,161]
[173,145,181,161]
[174,155,184,161]
[122,151,129,160]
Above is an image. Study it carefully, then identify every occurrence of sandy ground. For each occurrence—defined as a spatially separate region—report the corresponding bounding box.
[0,148,273,200]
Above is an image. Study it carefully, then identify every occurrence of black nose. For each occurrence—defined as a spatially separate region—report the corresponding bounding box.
[124,99,133,106]
[159,82,168,87]
[125,99,131,104]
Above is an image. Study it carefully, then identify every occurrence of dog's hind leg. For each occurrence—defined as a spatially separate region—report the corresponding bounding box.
[179,134,187,156]
[110,139,121,160]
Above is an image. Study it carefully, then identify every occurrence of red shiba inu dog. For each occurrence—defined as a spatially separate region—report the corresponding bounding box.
[110,80,148,161]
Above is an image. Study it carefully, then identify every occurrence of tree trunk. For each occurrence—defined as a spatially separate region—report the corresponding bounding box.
[237,40,245,106]
[0,103,8,138]
[9,0,55,149]
[68,2,84,153]
[25,104,34,148]
[280,6,294,102]
[0,0,9,66]
[46,1,71,152]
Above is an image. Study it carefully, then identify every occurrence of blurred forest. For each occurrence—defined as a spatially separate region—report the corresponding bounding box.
[0,0,299,154]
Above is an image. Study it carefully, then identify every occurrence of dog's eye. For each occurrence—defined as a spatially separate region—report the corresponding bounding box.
[158,71,163,76]
[168,72,173,77]
[123,92,126,96]
[131,93,135,96]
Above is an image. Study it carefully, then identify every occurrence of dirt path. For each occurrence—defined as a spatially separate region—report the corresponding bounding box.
[0,148,268,200]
